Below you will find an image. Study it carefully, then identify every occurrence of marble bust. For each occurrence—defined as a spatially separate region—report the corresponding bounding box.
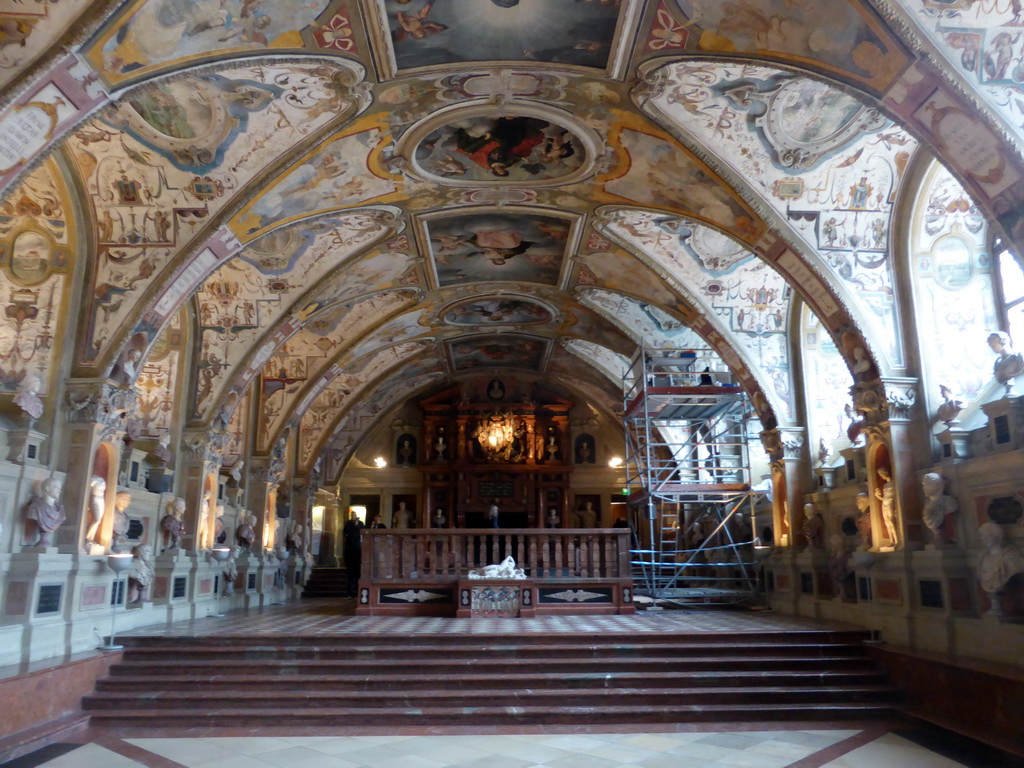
[977,522,1024,601]
[236,513,257,548]
[988,331,1024,394]
[112,491,132,552]
[13,374,44,421]
[802,502,824,549]
[151,433,172,464]
[161,497,186,549]
[921,472,958,545]
[23,477,64,547]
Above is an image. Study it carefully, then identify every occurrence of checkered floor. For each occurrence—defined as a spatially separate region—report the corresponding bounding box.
[118,598,855,638]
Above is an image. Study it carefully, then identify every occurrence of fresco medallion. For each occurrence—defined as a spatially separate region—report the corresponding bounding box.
[414,115,585,184]
[443,297,553,326]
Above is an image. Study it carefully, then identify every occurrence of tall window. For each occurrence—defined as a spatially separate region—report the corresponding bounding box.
[996,240,1024,344]
[800,305,852,459]
[909,161,997,408]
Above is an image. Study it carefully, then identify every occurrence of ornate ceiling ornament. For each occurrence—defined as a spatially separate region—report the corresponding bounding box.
[723,78,889,172]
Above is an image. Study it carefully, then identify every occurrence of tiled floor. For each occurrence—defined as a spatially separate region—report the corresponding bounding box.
[15,727,1003,768]
[116,599,863,639]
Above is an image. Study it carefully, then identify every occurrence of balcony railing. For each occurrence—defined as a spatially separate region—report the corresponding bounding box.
[360,528,631,582]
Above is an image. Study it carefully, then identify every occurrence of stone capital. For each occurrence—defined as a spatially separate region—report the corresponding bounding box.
[180,428,227,464]
[760,426,805,464]
[64,379,137,442]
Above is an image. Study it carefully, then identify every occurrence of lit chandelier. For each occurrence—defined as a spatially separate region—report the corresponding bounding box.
[475,410,518,462]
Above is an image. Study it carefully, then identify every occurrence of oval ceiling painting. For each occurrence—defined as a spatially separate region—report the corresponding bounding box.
[415,116,585,184]
[444,297,554,326]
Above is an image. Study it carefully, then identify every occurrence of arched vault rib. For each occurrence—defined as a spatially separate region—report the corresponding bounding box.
[294,341,441,473]
[191,208,409,425]
[47,56,372,373]
[637,58,919,372]
[256,291,431,453]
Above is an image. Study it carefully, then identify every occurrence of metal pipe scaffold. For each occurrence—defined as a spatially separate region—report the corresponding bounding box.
[622,346,768,606]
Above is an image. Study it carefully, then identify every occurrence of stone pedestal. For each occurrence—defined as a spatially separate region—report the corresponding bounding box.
[456,578,536,618]
[910,548,974,616]
[6,428,47,465]
[151,549,196,622]
[794,550,832,601]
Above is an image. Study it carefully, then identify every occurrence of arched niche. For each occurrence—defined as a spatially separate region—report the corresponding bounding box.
[867,441,896,552]
[85,442,119,553]
[771,467,789,548]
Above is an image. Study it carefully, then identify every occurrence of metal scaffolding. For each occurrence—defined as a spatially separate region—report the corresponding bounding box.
[623,346,766,606]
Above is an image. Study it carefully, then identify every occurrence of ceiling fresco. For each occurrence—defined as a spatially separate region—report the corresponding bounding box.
[448,334,548,372]
[376,0,624,72]
[2,0,1023,482]
[413,115,586,183]
[425,212,573,287]
[643,61,918,368]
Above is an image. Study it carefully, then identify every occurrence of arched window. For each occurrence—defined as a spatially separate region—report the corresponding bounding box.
[800,305,853,461]
[909,161,998,410]
[995,239,1024,343]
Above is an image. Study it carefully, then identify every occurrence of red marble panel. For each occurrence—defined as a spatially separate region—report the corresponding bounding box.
[199,578,212,595]
[0,653,121,739]
[152,576,168,600]
[80,584,106,608]
[4,582,28,616]
[948,577,972,613]
[774,573,790,592]
[875,578,902,604]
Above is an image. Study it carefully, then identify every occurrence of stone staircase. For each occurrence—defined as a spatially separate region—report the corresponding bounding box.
[83,628,900,728]
[300,566,351,598]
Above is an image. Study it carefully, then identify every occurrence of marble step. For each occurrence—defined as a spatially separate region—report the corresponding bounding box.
[108,654,877,677]
[117,640,869,662]
[83,684,898,711]
[86,701,897,728]
[95,669,890,693]
[116,629,874,649]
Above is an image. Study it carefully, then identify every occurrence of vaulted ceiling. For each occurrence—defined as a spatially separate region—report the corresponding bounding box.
[2,0,1023,480]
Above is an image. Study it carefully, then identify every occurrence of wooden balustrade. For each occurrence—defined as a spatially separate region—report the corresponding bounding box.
[355,529,635,617]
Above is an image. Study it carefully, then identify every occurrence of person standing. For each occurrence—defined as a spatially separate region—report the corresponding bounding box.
[342,511,365,598]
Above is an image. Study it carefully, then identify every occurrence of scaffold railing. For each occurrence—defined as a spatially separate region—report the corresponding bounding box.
[623,345,767,606]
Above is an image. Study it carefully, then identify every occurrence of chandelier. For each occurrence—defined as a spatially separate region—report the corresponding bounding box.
[475,410,520,462]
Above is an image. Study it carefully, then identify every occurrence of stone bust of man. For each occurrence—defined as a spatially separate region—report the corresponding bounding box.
[24,477,64,547]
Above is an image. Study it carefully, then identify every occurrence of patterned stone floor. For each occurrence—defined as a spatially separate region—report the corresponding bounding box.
[118,599,864,638]
[15,727,1012,768]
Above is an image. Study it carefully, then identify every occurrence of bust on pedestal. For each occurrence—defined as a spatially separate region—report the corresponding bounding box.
[23,477,64,548]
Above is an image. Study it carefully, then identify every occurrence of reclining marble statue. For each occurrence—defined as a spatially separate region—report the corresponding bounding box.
[467,555,526,579]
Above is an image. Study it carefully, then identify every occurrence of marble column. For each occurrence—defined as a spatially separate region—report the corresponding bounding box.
[178,428,226,554]
[854,377,923,551]
[58,381,137,554]
[760,427,808,549]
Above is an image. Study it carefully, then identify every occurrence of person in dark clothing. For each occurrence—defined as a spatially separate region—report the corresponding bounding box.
[342,511,365,597]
